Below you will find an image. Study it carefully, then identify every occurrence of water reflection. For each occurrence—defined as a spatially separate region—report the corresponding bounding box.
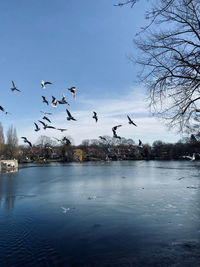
[0,161,199,266]
[0,172,18,210]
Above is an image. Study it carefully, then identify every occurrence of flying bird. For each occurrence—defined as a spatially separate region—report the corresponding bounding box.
[58,94,70,105]
[113,131,121,139]
[138,139,143,148]
[34,122,40,132]
[46,125,56,129]
[42,96,49,105]
[68,86,76,99]
[92,111,98,122]
[41,80,52,89]
[43,116,51,123]
[40,111,52,115]
[11,81,21,92]
[51,96,58,108]
[99,136,107,141]
[127,115,137,126]
[57,128,67,132]
[21,137,32,147]
[112,125,122,139]
[66,109,76,121]
[112,125,122,132]
[62,136,71,145]
[0,106,5,112]
[38,120,47,129]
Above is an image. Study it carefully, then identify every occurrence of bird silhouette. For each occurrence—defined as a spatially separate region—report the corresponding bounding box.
[11,81,21,92]
[40,111,52,115]
[112,125,122,132]
[43,116,51,123]
[42,96,49,105]
[21,137,32,147]
[138,139,143,148]
[93,111,98,122]
[66,109,76,121]
[46,125,56,129]
[0,106,5,112]
[112,125,122,139]
[62,136,71,145]
[68,87,76,99]
[41,80,52,89]
[57,128,67,132]
[99,136,107,141]
[127,115,137,126]
[58,94,70,105]
[51,96,58,108]
[38,120,48,129]
[113,131,121,139]
[34,122,40,132]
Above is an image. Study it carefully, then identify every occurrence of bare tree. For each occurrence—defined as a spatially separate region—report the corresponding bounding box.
[116,0,200,135]
[5,125,18,159]
[0,122,5,156]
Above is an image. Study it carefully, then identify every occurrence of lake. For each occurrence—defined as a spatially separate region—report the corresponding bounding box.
[0,160,200,266]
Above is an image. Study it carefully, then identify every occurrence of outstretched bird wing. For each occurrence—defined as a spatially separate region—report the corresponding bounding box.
[12,81,16,88]
[0,106,5,112]
[43,116,51,123]
[34,122,39,130]
[44,81,52,85]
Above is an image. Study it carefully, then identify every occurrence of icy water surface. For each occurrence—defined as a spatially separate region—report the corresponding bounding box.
[0,160,200,266]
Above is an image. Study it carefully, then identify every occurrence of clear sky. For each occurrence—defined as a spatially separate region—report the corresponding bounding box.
[0,0,181,145]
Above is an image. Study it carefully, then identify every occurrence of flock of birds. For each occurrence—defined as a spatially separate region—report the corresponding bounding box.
[0,80,143,149]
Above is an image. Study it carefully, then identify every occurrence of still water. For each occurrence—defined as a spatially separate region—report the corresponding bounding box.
[0,160,200,266]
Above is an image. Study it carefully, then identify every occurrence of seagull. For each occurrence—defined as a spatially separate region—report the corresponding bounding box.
[62,136,71,145]
[61,207,70,213]
[40,111,52,115]
[182,153,196,161]
[51,96,58,108]
[112,125,122,139]
[68,86,76,99]
[58,94,70,105]
[11,81,21,92]
[43,116,51,123]
[53,137,62,142]
[0,106,10,114]
[127,115,137,126]
[21,137,32,147]
[99,136,107,141]
[113,131,121,139]
[38,120,47,129]
[46,125,56,129]
[0,106,5,112]
[138,139,143,148]
[34,122,40,132]
[66,109,76,121]
[112,125,122,132]
[42,96,49,105]
[41,80,52,89]
[57,128,67,132]
[93,111,98,122]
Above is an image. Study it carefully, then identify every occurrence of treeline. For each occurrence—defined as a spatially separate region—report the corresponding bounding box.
[0,122,199,162]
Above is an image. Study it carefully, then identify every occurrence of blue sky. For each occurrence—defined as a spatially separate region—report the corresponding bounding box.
[0,0,181,145]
